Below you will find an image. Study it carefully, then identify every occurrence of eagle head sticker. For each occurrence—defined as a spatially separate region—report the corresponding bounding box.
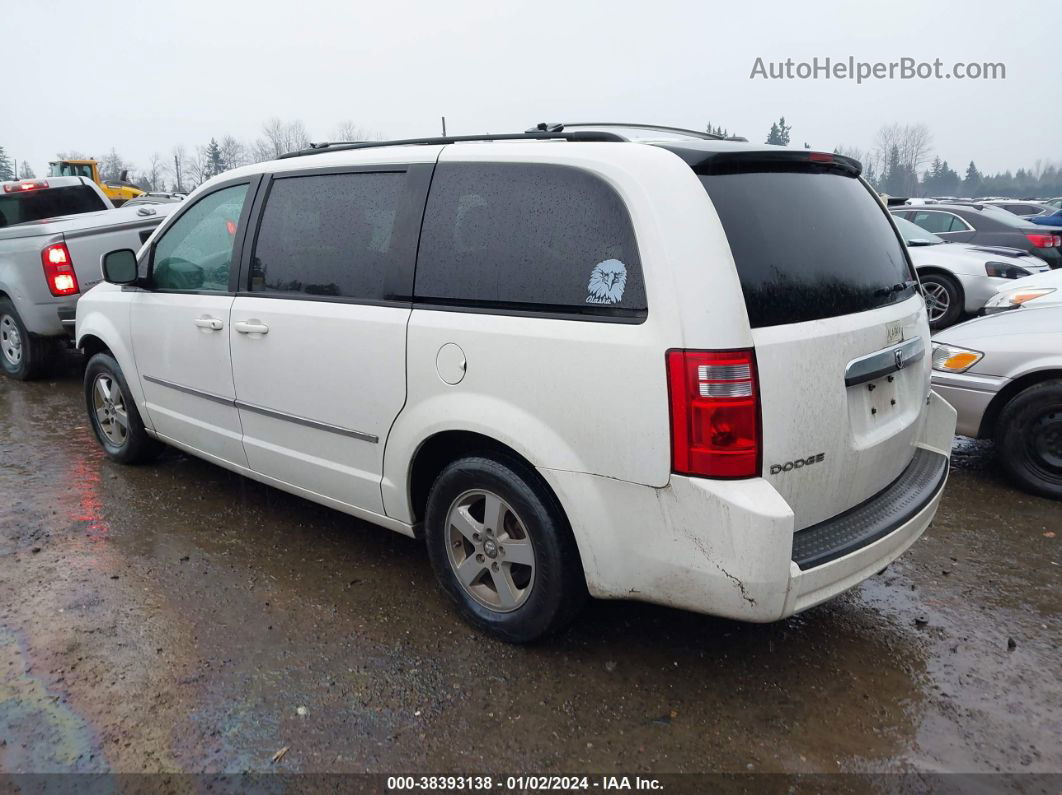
[586,259,627,305]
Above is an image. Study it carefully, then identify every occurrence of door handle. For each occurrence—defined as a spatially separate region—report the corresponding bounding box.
[194,316,224,331]
[233,320,269,335]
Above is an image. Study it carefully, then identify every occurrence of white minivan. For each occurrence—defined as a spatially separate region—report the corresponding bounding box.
[77,126,956,642]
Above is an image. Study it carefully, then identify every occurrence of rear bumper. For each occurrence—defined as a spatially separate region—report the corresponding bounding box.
[57,306,76,335]
[784,449,947,615]
[539,391,956,622]
[8,295,76,338]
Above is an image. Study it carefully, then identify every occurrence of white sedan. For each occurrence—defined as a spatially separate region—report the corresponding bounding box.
[893,216,1050,328]
[983,267,1062,315]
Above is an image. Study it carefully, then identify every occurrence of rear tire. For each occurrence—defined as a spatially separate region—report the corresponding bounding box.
[919,273,963,330]
[994,380,1062,500]
[84,352,162,464]
[424,452,587,643]
[0,298,55,381]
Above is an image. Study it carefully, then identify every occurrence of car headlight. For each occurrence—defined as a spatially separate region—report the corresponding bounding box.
[985,262,1031,279]
[984,287,1056,311]
[931,343,984,373]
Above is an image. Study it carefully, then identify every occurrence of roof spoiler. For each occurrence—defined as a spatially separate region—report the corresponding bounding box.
[671,148,862,177]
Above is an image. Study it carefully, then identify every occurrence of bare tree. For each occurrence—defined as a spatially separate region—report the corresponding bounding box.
[98,147,133,182]
[253,118,312,161]
[55,150,89,161]
[146,152,164,191]
[871,123,933,196]
[219,135,248,171]
[331,120,379,142]
[185,144,212,189]
[19,161,35,179]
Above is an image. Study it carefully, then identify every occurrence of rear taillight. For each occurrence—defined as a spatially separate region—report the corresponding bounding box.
[1025,233,1060,248]
[666,349,761,479]
[3,179,48,193]
[41,242,79,297]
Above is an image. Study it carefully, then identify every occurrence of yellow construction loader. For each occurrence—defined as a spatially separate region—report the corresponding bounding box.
[47,158,144,206]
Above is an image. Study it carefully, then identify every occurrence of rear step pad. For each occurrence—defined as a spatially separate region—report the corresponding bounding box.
[792,448,948,570]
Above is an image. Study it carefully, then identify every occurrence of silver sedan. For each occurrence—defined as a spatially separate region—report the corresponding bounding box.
[931,306,1062,499]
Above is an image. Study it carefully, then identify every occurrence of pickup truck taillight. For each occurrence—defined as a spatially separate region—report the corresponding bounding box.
[666,349,761,478]
[41,243,79,297]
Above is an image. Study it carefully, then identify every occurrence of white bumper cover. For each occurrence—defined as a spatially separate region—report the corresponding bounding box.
[539,391,957,621]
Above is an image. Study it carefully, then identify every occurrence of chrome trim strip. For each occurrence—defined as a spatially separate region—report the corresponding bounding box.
[844,336,925,387]
[142,374,234,406]
[141,375,379,443]
[234,400,379,444]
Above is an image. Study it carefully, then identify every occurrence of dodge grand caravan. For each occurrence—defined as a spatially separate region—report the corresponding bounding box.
[77,126,957,642]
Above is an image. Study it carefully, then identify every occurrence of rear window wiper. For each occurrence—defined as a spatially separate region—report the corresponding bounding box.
[875,279,917,297]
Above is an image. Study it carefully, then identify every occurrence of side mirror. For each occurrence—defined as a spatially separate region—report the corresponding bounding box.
[101,249,138,285]
[119,169,129,183]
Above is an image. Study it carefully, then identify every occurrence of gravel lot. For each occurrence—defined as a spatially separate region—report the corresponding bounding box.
[1,361,1059,776]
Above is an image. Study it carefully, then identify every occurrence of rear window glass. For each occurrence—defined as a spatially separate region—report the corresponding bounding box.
[250,172,403,301]
[698,165,915,328]
[415,163,646,317]
[0,185,107,227]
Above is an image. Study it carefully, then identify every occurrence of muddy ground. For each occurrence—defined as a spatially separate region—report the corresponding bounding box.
[0,360,1059,777]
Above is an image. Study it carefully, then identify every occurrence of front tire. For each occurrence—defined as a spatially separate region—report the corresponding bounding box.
[0,298,55,381]
[995,380,1062,500]
[919,273,963,329]
[424,453,587,643]
[84,352,161,464]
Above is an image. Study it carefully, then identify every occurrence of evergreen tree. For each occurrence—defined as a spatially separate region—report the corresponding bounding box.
[963,161,983,197]
[938,160,960,195]
[0,145,13,181]
[206,138,224,178]
[765,116,792,146]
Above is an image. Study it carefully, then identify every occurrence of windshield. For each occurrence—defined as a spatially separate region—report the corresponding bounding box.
[0,185,107,227]
[893,216,945,245]
[48,162,95,179]
[697,164,915,328]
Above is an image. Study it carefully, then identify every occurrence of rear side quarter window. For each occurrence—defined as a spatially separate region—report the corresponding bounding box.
[414,162,646,319]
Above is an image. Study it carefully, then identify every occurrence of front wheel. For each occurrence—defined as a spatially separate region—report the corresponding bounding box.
[84,352,161,464]
[919,273,963,329]
[995,380,1062,500]
[424,453,587,643]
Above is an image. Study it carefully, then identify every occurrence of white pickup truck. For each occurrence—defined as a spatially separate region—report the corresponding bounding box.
[0,176,175,379]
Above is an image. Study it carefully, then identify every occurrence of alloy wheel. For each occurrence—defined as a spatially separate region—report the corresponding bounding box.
[445,489,536,612]
[922,282,950,323]
[92,374,129,447]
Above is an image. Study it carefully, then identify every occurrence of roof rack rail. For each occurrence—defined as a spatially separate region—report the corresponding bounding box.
[534,122,748,143]
[278,130,625,159]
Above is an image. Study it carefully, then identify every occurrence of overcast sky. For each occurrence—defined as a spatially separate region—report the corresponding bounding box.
[5,0,1056,177]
